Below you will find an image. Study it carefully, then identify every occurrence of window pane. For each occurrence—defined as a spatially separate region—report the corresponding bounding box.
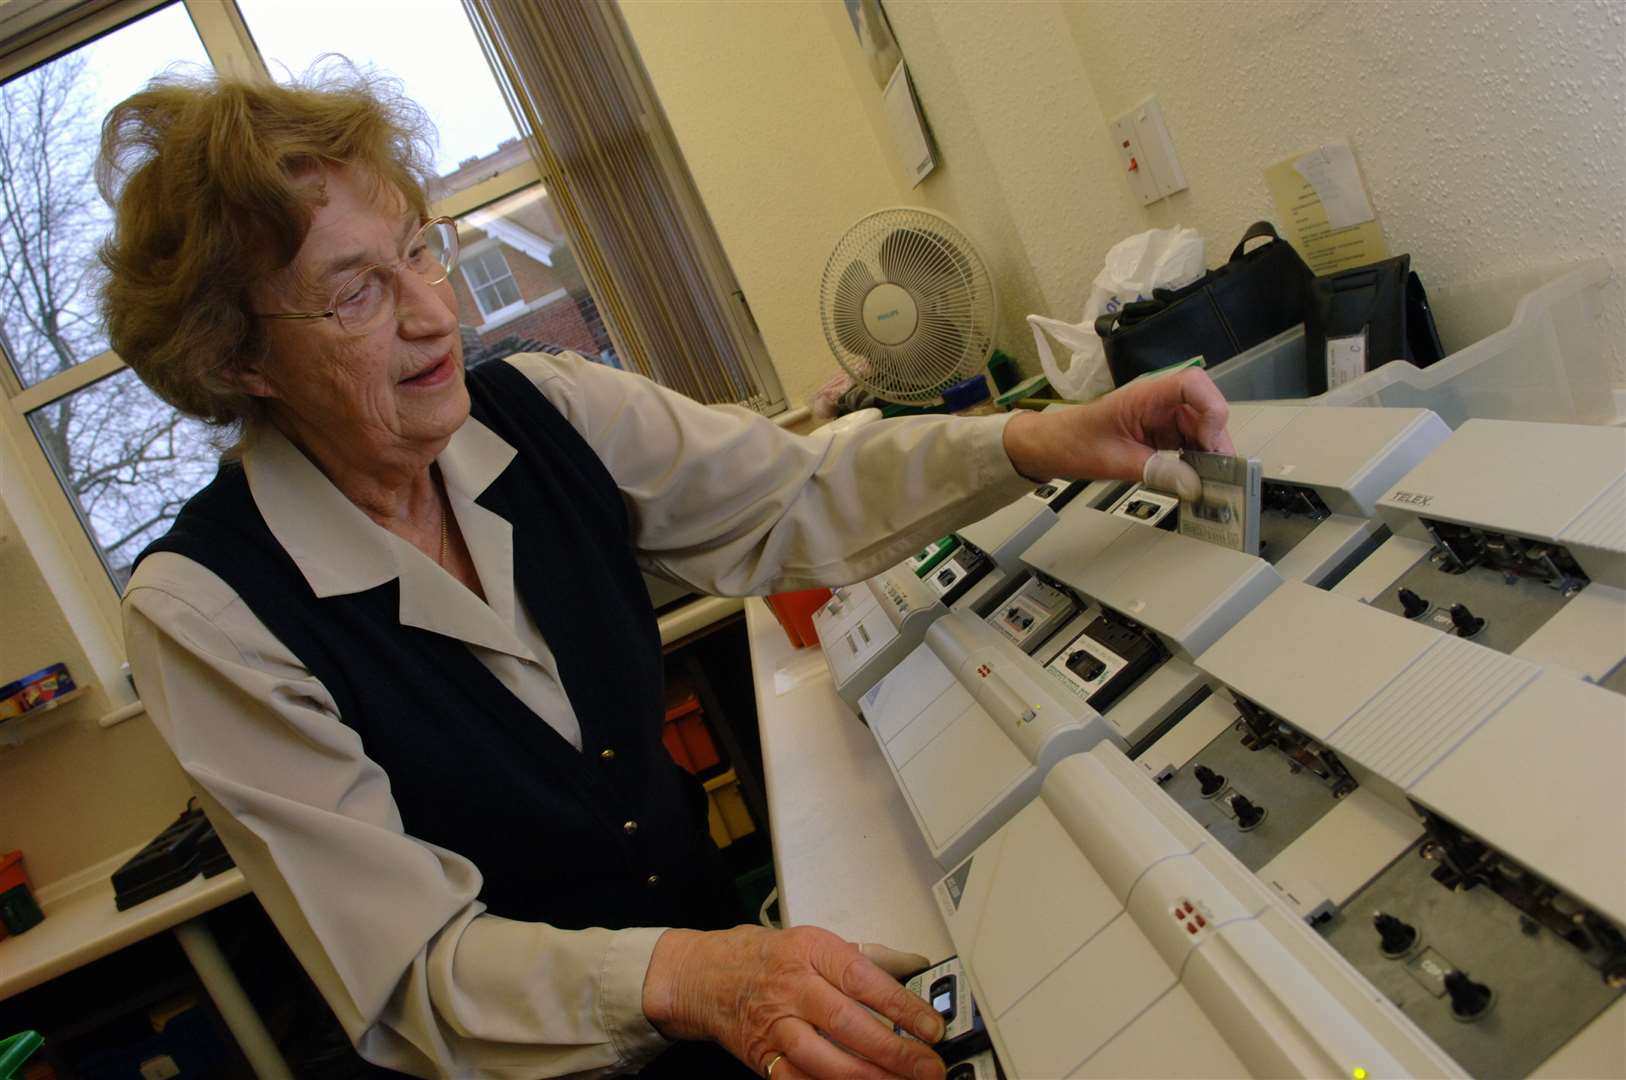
[27,368,219,588]
[236,0,522,178]
[488,276,521,311]
[0,4,212,388]
[471,283,501,317]
[463,249,502,290]
[450,184,617,367]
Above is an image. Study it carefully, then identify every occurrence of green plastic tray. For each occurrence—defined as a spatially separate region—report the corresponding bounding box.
[0,1030,43,1080]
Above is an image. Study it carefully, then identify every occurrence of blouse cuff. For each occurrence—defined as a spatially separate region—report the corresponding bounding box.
[600,925,673,1067]
[967,412,1043,498]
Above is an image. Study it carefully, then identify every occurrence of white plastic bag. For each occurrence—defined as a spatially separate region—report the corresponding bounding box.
[1028,226,1206,399]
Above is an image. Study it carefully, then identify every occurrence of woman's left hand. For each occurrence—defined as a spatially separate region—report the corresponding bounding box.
[1001,367,1235,484]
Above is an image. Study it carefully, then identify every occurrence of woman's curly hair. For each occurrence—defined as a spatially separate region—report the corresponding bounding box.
[97,60,437,438]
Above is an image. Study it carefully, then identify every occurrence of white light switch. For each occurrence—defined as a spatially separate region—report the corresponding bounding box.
[1110,96,1187,204]
[1109,112,1160,206]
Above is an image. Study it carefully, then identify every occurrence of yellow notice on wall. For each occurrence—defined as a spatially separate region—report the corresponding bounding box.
[1264,142,1388,275]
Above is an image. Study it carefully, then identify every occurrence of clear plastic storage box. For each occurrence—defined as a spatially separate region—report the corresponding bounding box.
[1212,259,1623,428]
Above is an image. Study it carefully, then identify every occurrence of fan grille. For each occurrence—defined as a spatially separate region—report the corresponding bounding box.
[819,208,996,404]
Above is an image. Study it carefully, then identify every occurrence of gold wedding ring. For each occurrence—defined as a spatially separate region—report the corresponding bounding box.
[763,1051,786,1077]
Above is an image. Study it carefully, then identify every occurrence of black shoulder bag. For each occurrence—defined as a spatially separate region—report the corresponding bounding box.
[1094,221,1316,387]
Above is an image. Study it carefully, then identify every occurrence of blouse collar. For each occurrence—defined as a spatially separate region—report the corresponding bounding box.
[242,418,533,658]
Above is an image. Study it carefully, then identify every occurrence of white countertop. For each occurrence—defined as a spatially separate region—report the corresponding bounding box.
[746,598,953,961]
[0,846,249,999]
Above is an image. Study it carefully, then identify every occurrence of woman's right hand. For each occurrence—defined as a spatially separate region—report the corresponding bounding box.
[641,925,948,1079]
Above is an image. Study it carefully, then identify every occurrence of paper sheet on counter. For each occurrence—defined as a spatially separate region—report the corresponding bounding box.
[1264,141,1388,274]
[774,647,831,696]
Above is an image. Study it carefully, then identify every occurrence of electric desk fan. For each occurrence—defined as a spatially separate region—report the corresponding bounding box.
[818,208,997,405]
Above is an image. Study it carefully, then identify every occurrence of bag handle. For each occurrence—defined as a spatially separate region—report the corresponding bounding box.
[1095,297,1169,339]
[1229,221,1283,263]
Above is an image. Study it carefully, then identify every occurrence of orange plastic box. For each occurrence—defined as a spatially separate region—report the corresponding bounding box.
[763,588,832,648]
[0,851,43,939]
[662,692,721,775]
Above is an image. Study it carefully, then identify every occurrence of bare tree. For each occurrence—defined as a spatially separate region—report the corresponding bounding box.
[0,54,216,582]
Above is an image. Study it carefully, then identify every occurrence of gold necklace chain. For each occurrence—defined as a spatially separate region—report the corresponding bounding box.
[438,502,449,566]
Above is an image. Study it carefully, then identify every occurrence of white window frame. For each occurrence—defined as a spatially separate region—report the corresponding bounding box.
[474,286,569,336]
[460,243,524,322]
[0,0,545,695]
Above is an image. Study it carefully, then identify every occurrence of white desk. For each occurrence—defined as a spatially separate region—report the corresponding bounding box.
[0,851,290,1078]
[745,598,952,960]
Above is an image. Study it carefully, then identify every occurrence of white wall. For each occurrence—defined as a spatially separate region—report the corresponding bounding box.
[0,496,192,887]
[1065,0,1626,370]
[622,0,1626,405]
[619,0,1145,407]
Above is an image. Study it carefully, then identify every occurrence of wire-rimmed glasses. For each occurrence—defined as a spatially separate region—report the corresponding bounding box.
[254,216,460,336]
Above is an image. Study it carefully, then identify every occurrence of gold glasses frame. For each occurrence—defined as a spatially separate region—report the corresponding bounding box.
[253,216,460,336]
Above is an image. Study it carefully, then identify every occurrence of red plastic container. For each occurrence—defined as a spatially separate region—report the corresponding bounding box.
[662,692,721,775]
[764,588,832,648]
[0,851,26,894]
[0,850,38,940]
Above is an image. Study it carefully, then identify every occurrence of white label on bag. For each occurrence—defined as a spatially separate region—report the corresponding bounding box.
[1326,329,1368,390]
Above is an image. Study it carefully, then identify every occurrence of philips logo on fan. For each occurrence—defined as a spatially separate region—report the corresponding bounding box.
[876,309,900,320]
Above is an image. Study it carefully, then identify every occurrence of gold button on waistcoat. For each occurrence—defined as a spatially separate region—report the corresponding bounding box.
[623,820,639,836]
[600,748,616,761]
[645,874,660,888]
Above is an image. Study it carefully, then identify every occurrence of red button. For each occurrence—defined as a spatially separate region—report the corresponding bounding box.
[1186,922,1198,934]
[1196,915,1207,928]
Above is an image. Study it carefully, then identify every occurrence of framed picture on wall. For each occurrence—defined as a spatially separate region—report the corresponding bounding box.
[843,0,902,89]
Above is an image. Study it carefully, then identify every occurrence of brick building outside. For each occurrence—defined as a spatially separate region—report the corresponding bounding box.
[432,140,618,368]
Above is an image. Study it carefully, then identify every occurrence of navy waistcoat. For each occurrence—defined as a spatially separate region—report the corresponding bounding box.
[136,360,735,933]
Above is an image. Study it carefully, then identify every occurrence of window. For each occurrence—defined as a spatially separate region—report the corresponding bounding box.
[0,0,778,656]
[24,370,219,586]
[238,0,615,361]
[462,249,522,319]
[0,3,220,591]
[0,0,546,594]
[448,182,618,368]
[232,0,522,180]
[0,4,211,389]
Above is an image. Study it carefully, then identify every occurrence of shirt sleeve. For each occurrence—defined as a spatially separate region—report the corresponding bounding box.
[123,553,671,1079]
[504,353,1037,596]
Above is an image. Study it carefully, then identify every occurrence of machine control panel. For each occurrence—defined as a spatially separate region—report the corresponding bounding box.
[943,1049,1003,1080]
[907,534,960,578]
[1371,521,1590,647]
[986,575,1077,654]
[1336,418,1626,692]
[1107,485,1179,528]
[897,956,991,1061]
[934,746,1462,1079]
[927,541,994,606]
[1044,613,1165,714]
[1314,810,1625,1077]
[1029,477,1087,512]
[1189,580,1626,1077]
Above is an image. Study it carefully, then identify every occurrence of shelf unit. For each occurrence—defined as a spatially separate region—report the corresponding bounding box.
[0,687,89,749]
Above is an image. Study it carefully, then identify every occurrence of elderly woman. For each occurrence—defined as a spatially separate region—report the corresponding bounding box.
[104,71,1232,1080]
